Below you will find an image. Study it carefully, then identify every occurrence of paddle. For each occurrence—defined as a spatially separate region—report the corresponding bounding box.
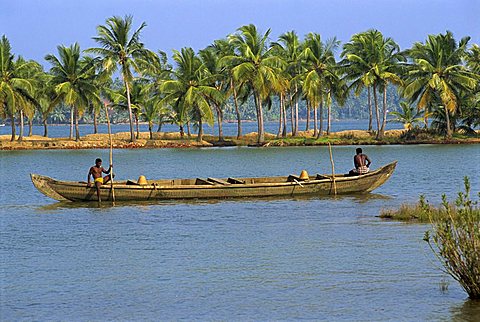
[104,103,115,203]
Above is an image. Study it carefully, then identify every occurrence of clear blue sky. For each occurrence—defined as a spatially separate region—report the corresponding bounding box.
[1,0,479,64]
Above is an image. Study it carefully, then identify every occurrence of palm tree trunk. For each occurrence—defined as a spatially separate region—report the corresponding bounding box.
[157,117,163,132]
[10,114,16,141]
[231,78,242,138]
[368,86,373,131]
[305,101,310,131]
[277,94,283,138]
[327,102,331,135]
[373,83,381,139]
[93,111,98,134]
[187,121,191,138]
[215,104,224,141]
[18,110,24,141]
[74,105,80,141]
[123,78,136,142]
[149,121,153,140]
[258,99,265,144]
[197,116,203,142]
[69,107,74,139]
[43,118,48,137]
[444,105,452,137]
[135,113,140,139]
[179,124,184,137]
[313,103,318,137]
[282,97,287,138]
[28,119,33,137]
[289,92,294,135]
[317,100,324,138]
[254,92,265,144]
[379,85,388,138]
[294,84,299,136]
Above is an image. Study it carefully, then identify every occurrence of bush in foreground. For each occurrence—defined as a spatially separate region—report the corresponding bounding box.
[423,177,480,299]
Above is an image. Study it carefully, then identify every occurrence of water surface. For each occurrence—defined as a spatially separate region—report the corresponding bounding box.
[1,145,479,320]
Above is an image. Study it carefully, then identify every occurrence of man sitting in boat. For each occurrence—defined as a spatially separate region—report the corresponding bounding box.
[87,158,113,201]
[349,148,371,175]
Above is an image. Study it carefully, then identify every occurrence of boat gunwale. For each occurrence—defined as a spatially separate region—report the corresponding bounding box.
[32,161,397,191]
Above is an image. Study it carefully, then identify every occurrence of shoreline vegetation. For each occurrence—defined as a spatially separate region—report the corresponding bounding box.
[1,128,479,150]
[1,16,479,147]
[380,178,480,299]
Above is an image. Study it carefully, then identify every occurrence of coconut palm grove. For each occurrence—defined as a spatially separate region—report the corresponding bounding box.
[1,15,479,144]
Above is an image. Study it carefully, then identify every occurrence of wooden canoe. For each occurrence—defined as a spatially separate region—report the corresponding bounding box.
[31,161,397,202]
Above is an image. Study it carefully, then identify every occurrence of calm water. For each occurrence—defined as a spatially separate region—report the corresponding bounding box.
[0,119,403,138]
[1,145,479,320]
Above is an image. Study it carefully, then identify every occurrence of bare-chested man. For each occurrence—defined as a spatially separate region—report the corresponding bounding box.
[87,158,113,202]
[349,148,371,175]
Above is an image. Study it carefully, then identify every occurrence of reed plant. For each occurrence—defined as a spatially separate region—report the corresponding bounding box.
[423,177,480,299]
[380,195,436,222]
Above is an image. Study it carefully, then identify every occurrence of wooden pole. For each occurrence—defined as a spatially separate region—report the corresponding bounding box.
[328,143,337,195]
[105,103,115,203]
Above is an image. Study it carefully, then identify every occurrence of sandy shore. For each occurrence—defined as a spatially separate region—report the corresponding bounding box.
[1,130,479,150]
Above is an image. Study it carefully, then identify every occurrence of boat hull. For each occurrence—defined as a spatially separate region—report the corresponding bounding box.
[31,162,397,202]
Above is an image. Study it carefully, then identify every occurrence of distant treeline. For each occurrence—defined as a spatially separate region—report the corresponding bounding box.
[1,16,479,142]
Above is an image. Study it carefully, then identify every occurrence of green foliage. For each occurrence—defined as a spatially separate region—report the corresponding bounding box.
[423,177,480,299]
[2,23,479,144]
[0,35,39,140]
[45,43,101,140]
[389,101,424,129]
[88,15,155,142]
[402,31,477,137]
[380,195,443,222]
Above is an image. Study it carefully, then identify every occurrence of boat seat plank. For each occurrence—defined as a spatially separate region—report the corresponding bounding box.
[316,174,330,180]
[227,177,245,184]
[195,178,215,185]
[207,177,230,185]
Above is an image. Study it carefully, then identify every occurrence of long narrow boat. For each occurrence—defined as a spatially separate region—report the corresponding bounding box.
[31,161,397,202]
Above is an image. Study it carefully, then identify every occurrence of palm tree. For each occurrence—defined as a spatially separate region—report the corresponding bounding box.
[268,46,290,138]
[341,30,403,138]
[160,47,220,142]
[226,24,284,144]
[34,72,56,137]
[0,35,38,141]
[302,33,339,137]
[325,70,348,135]
[106,79,147,139]
[272,31,303,136]
[15,57,40,141]
[199,46,227,141]
[465,44,480,74]
[45,43,101,141]
[88,15,155,142]
[341,32,374,131]
[137,50,173,133]
[213,38,244,138]
[141,97,158,139]
[403,31,477,137]
[389,101,423,130]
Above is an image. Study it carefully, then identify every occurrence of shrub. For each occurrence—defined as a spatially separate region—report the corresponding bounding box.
[423,177,480,299]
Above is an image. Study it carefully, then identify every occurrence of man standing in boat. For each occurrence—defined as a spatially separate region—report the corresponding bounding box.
[349,148,371,175]
[87,158,113,201]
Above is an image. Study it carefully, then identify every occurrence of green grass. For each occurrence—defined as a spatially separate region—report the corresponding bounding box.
[379,196,451,222]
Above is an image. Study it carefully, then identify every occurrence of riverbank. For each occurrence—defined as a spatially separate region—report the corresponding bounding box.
[1,129,479,150]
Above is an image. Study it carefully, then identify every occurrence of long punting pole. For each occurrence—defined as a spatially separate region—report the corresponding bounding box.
[105,103,115,203]
[328,143,337,195]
